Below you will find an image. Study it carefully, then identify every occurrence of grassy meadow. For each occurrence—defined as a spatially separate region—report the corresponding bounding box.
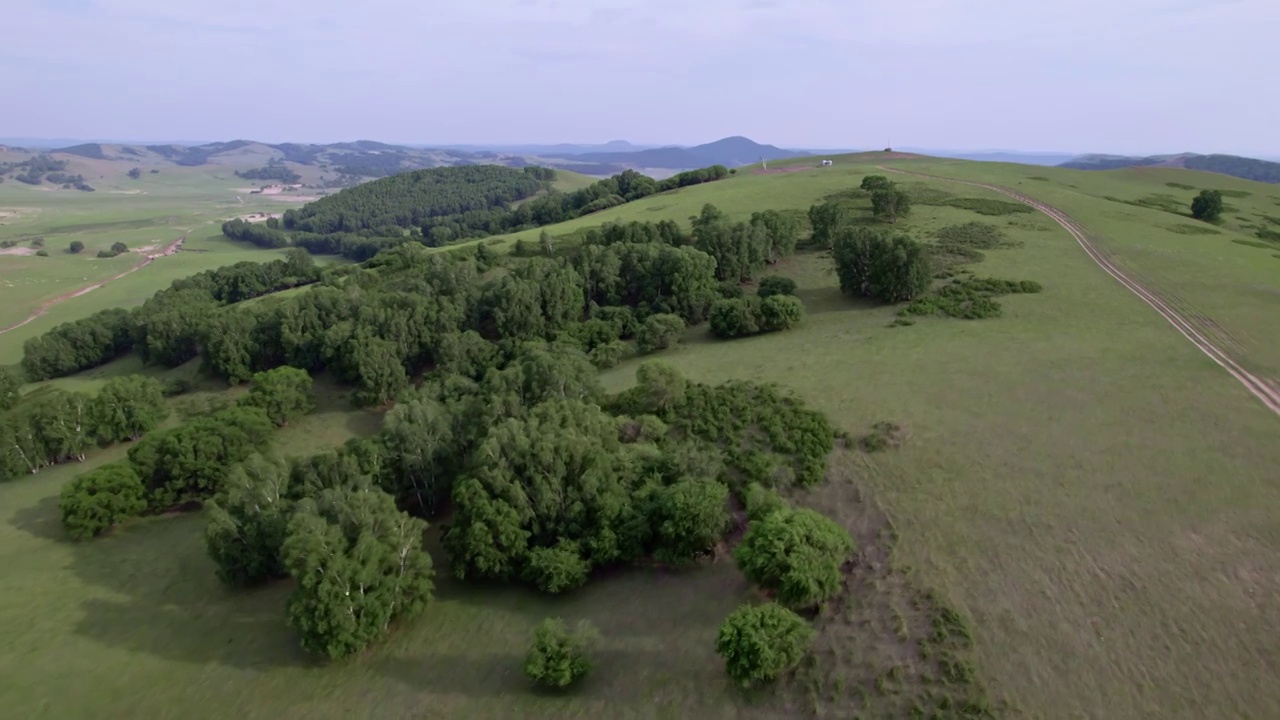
[3,154,1280,718]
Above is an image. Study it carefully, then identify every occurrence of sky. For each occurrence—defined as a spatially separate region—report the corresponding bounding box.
[3,0,1277,156]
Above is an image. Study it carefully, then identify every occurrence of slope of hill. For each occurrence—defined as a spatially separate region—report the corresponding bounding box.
[1060,152,1280,182]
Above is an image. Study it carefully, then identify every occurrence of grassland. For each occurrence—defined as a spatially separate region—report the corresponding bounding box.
[0,165,307,361]
[3,154,1280,719]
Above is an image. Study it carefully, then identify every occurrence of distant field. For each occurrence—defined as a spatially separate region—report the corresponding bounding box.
[3,154,1280,718]
[0,168,306,362]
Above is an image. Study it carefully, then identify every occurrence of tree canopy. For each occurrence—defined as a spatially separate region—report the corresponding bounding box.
[715,602,815,687]
[1191,189,1224,221]
[734,506,855,608]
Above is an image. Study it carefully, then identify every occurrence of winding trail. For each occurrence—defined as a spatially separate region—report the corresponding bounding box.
[0,233,186,336]
[881,166,1280,418]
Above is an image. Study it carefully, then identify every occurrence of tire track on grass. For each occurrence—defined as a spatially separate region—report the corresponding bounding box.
[881,167,1280,418]
[0,233,186,337]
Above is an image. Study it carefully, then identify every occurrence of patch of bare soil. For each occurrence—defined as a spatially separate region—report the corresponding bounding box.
[234,212,282,223]
[0,246,37,256]
[780,451,996,718]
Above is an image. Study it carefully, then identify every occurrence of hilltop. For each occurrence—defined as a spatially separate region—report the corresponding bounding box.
[1060,151,1280,182]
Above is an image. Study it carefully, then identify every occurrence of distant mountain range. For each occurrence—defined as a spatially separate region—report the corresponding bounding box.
[1058,153,1280,183]
[4,135,1279,184]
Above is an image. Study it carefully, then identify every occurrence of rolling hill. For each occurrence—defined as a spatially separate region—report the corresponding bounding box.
[1060,152,1280,182]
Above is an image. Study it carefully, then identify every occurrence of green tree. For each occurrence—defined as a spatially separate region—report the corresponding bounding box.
[715,602,814,687]
[808,201,852,249]
[205,454,294,586]
[444,399,646,585]
[110,241,129,255]
[832,227,932,303]
[709,297,760,338]
[0,368,19,411]
[635,313,686,354]
[1191,189,1224,221]
[749,209,800,262]
[68,240,85,254]
[860,174,892,192]
[241,366,314,426]
[127,167,142,180]
[523,618,597,689]
[759,294,804,331]
[756,275,797,298]
[89,374,168,443]
[631,360,687,414]
[380,392,458,515]
[870,187,912,223]
[734,507,855,608]
[649,478,730,564]
[283,484,434,659]
[59,462,148,540]
[354,336,408,406]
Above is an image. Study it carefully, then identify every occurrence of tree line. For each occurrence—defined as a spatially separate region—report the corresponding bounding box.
[221,164,731,260]
[1,374,168,484]
[58,366,314,537]
[29,202,806,407]
[21,249,320,380]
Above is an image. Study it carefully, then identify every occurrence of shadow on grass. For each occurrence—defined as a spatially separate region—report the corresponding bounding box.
[10,493,66,542]
[65,511,314,670]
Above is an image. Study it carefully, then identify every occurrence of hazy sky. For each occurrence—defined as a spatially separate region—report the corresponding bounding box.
[4,0,1276,155]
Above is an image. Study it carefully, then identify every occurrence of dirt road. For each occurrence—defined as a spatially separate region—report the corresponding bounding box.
[0,233,186,336]
[881,166,1280,418]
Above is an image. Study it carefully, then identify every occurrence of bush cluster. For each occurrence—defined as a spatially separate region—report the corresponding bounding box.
[709,295,804,338]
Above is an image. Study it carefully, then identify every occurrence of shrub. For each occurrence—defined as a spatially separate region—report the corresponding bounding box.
[35,249,49,257]
[524,541,591,594]
[240,366,314,426]
[734,507,855,608]
[709,298,760,338]
[940,198,1033,216]
[718,280,746,299]
[649,478,731,564]
[756,275,797,298]
[68,240,85,254]
[715,602,814,687]
[524,618,597,689]
[902,276,1042,319]
[59,463,148,540]
[759,295,803,331]
[743,482,787,521]
[30,237,45,248]
[870,187,912,223]
[635,313,685,354]
[111,241,129,255]
[587,339,628,369]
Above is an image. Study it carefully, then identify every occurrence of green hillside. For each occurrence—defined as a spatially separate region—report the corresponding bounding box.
[3,154,1280,720]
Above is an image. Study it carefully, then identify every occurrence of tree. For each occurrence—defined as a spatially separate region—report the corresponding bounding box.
[870,187,912,223]
[524,618,597,689]
[709,298,760,338]
[808,202,852,249]
[715,603,814,687]
[759,295,804,331]
[89,374,168,443]
[734,507,855,608]
[1191,189,1224,221]
[283,484,434,659]
[240,366,314,426]
[443,399,647,585]
[59,462,148,540]
[205,454,294,587]
[127,167,142,180]
[749,210,800,262]
[631,361,687,414]
[649,478,730,564]
[0,368,18,411]
[860,175,892,192]
[380,392,458,515]
[757,276,797,298]
[635,313,686,354]
[353,336,408,406]
[68,240,85,254]
[832,227,932,303]
[110,241,129,255]
[128,405,274,509]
